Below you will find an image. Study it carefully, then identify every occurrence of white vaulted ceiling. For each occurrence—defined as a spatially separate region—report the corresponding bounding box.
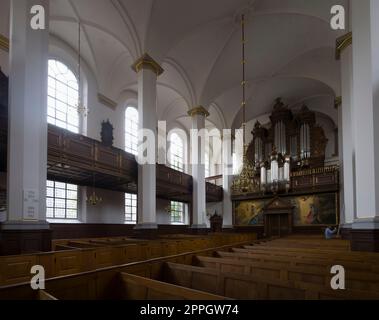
[31,0,348,129]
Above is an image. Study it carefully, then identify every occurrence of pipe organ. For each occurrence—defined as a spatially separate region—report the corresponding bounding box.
[246,98,330,188]
[232,98,339,232]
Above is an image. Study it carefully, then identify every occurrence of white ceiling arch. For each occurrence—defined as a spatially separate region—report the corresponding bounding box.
[230,75,336,130]
[38,0,347,131]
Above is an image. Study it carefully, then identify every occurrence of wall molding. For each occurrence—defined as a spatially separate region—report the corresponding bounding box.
[98,93,118,110]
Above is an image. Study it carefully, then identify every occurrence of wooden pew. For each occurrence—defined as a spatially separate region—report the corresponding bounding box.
[230,248,378,272]
[0,254,39,286]
[120,273,229,300]
[216,251,379,273]
[163,262,379,300]
[243,245,379,263]
[0,233,258,287]
[3,235,378,301]
[256,239,350,251]
[38,290,58,300]
[234,246,373,264]
[194,255,379,293]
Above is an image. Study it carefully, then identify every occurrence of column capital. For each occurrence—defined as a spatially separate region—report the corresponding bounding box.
[131,53,164,76]
[335,32,352,60]
[188,106,210,118]
[0,34,9,52]
[334,96,342,109]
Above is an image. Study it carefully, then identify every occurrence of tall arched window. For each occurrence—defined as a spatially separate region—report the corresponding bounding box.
[47,59,79,133]
[125,107,139,155]
[169,132,184,172]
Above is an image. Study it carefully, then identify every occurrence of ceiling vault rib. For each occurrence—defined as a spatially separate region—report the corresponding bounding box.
[199,25,237,105]
[66,0,99,79]
[51,16,135,58]
[111,0,142,59]
[163,57,197,107]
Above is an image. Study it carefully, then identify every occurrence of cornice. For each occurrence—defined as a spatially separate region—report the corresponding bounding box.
[336,32,352,60]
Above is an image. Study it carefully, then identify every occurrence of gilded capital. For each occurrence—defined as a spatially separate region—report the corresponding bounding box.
[334,96,342,109]
[131,53,164,76]
[187,106,210,118]
[0,34,9,52]
[335,32,352,60]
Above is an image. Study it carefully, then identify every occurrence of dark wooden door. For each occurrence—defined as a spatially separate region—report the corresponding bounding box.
[265,213,290,237]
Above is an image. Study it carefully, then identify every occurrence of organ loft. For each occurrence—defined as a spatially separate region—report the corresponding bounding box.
[0,0,378,302]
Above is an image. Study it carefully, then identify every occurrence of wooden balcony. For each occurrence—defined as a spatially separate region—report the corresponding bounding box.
[0,122,223,203]
[291,166,339,193]
[47,125,138,194]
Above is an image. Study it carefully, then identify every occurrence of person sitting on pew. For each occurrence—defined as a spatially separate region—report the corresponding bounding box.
[324,226,338,240]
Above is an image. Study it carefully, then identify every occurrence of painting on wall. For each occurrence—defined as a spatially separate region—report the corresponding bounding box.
[234,199,266,226]
[292,193,337,226]
[234,193,337,226]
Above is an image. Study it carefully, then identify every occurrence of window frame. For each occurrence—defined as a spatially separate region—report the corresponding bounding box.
[125,106,139,155]
[46,180,78,220]
[169,132,185,172]
[125,193,137,224]
[170,201,184,224]
[47,59,80,134]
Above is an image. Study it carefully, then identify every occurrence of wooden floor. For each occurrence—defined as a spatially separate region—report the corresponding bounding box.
[1,234,379,300]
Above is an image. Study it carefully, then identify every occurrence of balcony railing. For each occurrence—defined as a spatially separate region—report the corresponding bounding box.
[206,175,223,187]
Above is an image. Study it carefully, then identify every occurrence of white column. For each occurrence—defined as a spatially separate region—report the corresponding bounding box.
[339,44,356,227]
[222,130,233,228]
[3,0,49,229]
[132,54,163,230]
[189,106,208,229]
[351,0,379,229]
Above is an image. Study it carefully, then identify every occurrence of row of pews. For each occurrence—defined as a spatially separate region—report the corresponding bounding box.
[1,235,379,300]
[0,233,256,288]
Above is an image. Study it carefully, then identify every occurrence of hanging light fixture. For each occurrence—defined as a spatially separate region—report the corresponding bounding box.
[76,21,89,117]
[87,174,102,206]
[232,14,259,195]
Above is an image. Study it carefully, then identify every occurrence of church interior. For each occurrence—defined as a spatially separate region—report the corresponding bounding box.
[0,0,379,301]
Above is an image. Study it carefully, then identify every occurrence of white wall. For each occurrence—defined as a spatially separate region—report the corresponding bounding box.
[81,187,125,224]
[156,198,173,225]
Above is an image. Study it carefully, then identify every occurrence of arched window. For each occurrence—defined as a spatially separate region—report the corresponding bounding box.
[169,132,184,172]
[47,59,79,133]
[125,107,139,155]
